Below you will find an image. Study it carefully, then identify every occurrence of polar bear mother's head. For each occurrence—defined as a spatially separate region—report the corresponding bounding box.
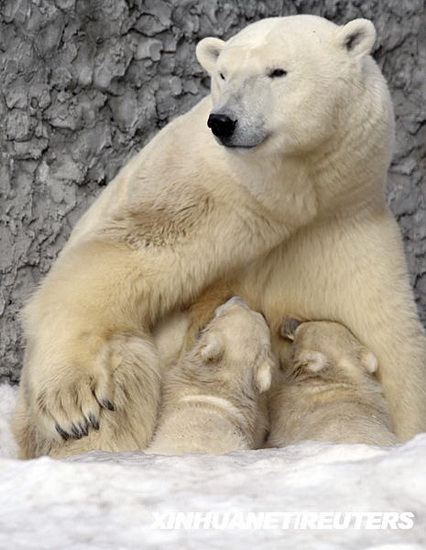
[196,15,381,155]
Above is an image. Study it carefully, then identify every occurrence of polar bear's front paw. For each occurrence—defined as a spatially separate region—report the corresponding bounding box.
[34,363,116,441]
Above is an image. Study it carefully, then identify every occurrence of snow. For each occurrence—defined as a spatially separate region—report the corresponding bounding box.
[0,383,425,550]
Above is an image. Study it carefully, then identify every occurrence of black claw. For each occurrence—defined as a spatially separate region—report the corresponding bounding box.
[88,413,100,430]
[102,400,116,411]
[78,421,89,437]
[71,424,83,439]
[55,425,70,441]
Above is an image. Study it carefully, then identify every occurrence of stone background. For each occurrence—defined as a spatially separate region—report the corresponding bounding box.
[0,0,425,383]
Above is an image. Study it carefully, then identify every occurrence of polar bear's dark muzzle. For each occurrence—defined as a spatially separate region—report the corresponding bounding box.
[207,113,237,141]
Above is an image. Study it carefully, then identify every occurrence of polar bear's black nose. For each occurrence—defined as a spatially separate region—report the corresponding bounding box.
[207,114,237,139]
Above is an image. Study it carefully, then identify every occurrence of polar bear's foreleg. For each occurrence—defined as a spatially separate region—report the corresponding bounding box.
[15,241,165,457]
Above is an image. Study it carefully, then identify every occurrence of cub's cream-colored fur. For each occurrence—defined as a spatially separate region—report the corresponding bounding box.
[267,320,399,447]
[147,297,275,455]
[14,15,426,458]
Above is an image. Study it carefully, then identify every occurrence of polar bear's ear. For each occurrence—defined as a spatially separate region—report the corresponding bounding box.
[196,37,225,75]
[338,19,376,58]
[198,332,224,362]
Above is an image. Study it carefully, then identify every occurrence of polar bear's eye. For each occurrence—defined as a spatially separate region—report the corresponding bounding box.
[219,72,226,81]
[269,68,287,78]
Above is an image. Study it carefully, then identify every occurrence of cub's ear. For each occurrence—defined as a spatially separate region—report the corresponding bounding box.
[280,317,302,341]
[196,37,225,75]
[254,356,276,393]
[360,349,378,374]
[198,332,224,362]
[337,19,376,58]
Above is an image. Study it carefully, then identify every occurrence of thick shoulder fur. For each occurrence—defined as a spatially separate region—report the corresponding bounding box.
[98,186,215,249]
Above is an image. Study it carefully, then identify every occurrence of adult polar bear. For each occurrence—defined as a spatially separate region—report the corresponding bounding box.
[14,15,426,458]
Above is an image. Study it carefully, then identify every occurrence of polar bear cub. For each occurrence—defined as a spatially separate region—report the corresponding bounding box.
[267,319,399,447]
[147,297,276,455]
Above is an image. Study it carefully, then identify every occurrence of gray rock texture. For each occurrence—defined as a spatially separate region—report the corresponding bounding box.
[1,0,425,383]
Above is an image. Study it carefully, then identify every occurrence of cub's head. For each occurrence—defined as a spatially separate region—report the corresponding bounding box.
[280,318,378,386]
[197,15,388,156]
[188,297,276,395]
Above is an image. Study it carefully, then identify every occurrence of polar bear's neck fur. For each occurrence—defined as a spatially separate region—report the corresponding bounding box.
[308,65,394,214]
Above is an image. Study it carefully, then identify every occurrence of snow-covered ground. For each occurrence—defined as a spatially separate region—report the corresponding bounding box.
[0,383,425,550]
